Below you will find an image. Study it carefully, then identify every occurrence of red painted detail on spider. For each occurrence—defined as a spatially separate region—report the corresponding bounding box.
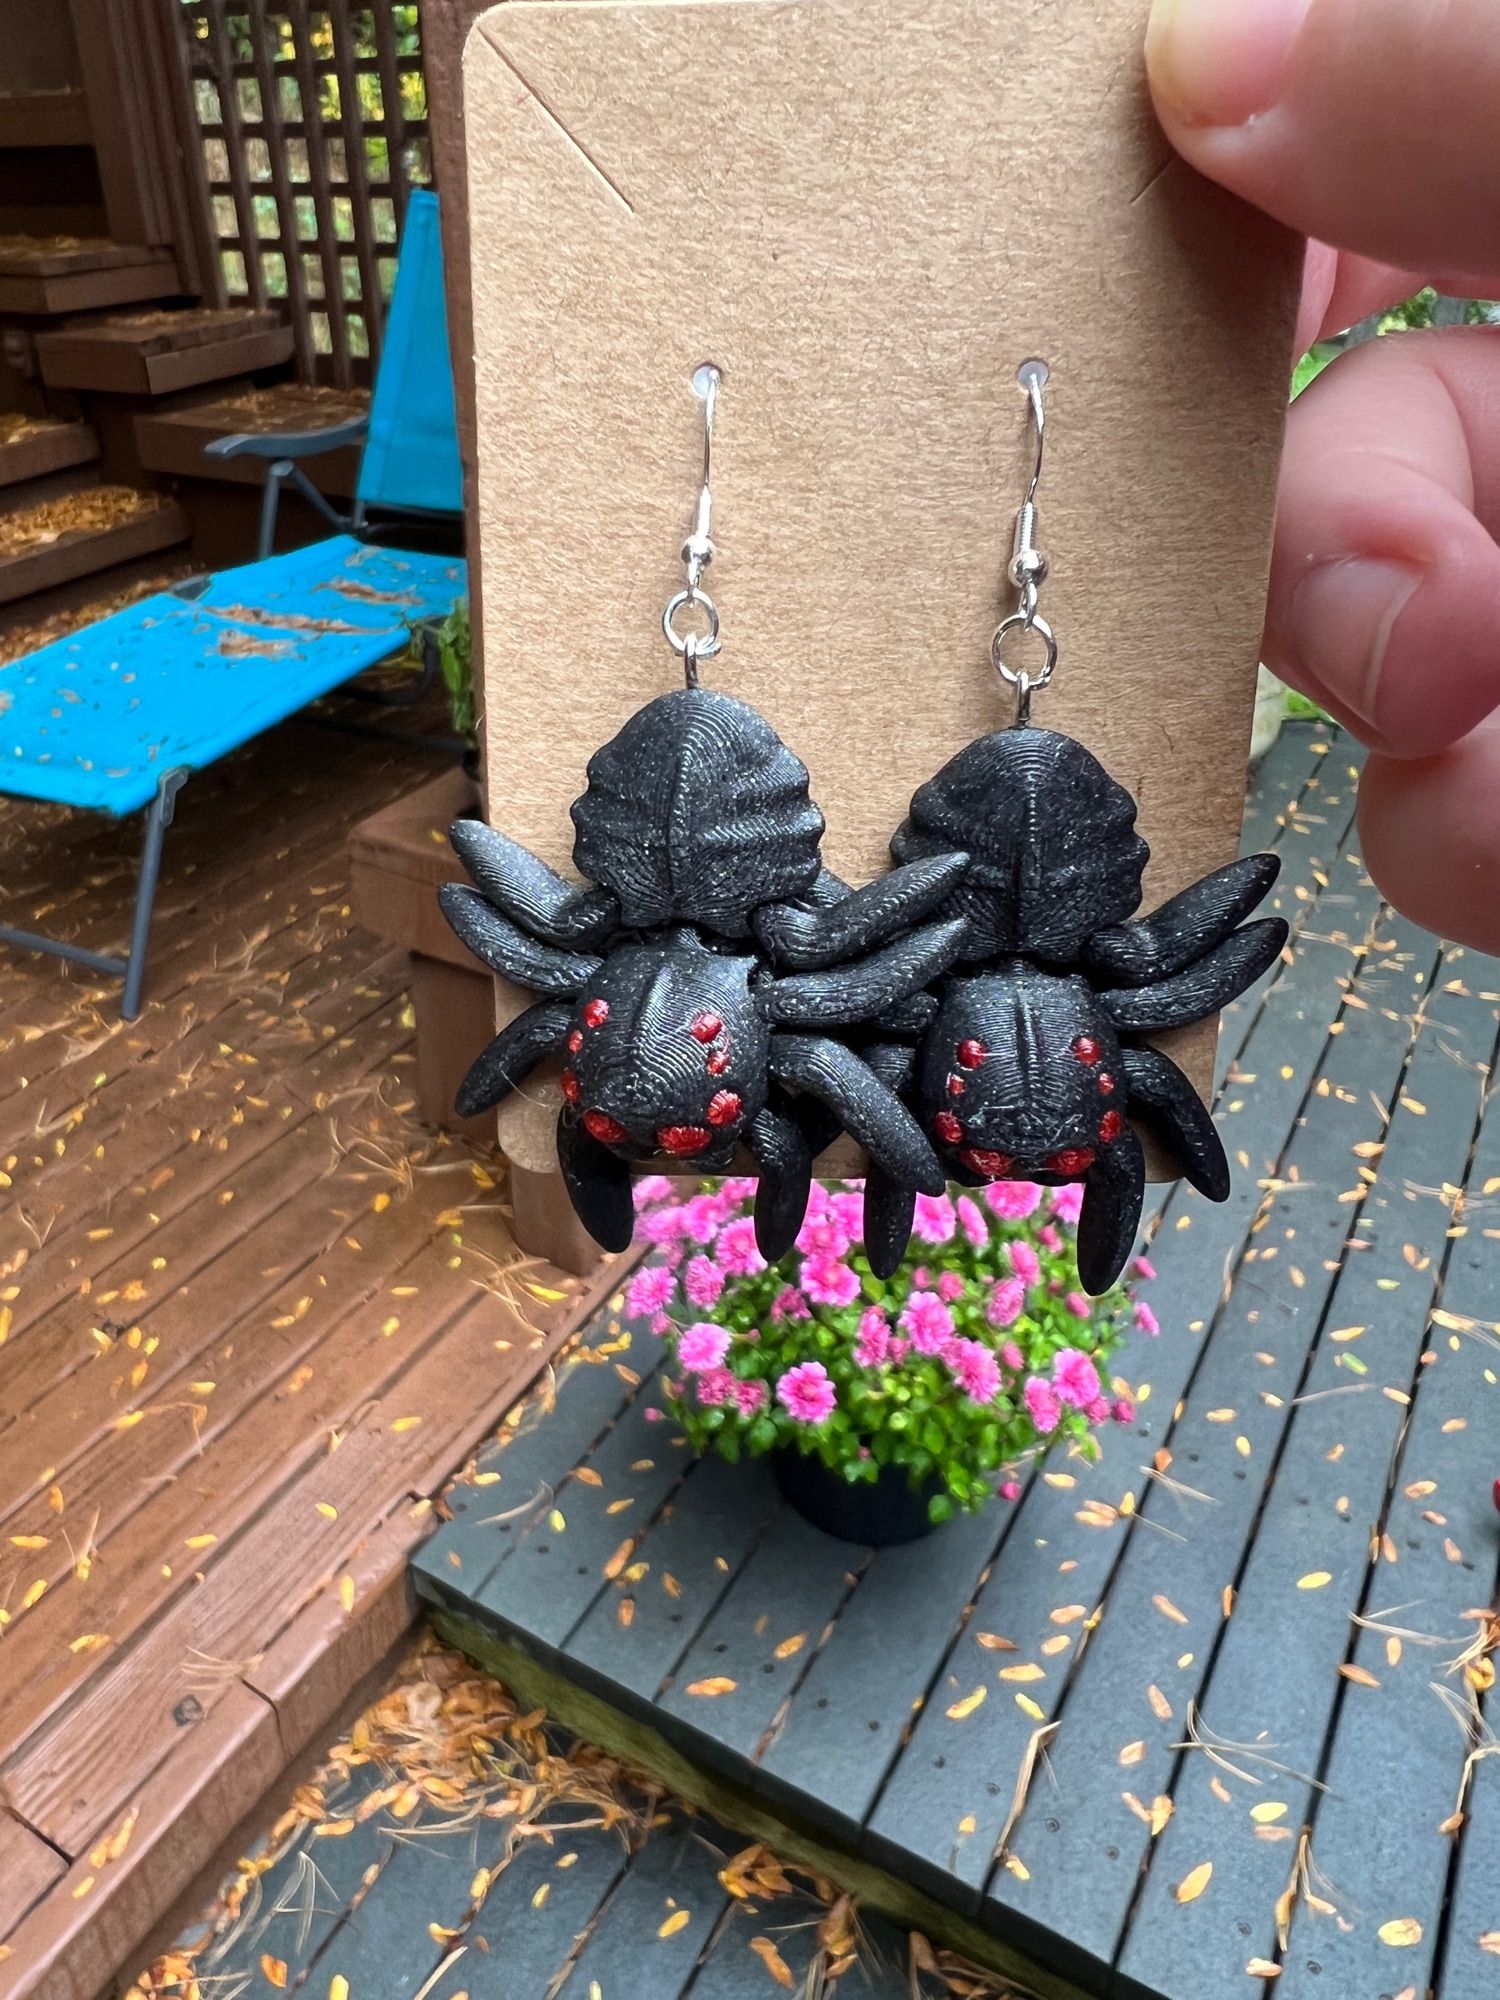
[560,1067,581,1104]
[959,1146,1014,1177]
[1099,1109,1124,1142]
[956,1039,986,1070]
[658,1124,713,1156]
[1097,1070,1115,1095]
[947,1073,966,1098]
[1072,1035,1102,1065]
[582,998,610,1028]
[706,1090,743,1128]
[583,1109,628,1145]
[932,1110,964,1145]
[566,1029,584,1053]
[706,1045,733,1077]
[1048,1146,1096,1176]
[691,1011,723,1042]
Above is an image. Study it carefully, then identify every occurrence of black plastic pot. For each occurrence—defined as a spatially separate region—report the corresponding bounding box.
[772,1448,945,1547]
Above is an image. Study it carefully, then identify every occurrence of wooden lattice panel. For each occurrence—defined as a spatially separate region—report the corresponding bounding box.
[171,0,433,385]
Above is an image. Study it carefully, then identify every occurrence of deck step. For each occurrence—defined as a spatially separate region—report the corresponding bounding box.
[0,236,180,317]
[0,481,188,607]
[35,307,294,396]
[0,415,99,490]
[0,89,92,149]
[136,381,369,496]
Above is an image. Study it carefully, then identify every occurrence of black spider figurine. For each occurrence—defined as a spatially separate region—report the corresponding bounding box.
[441,687,970,1261]
[864,725,1289,1293]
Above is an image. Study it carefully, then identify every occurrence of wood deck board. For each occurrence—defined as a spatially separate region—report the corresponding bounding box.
[0,682,625,1995]
[415,723,1500,1998]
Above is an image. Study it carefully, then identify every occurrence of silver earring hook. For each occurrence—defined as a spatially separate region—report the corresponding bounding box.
[663,361,724,688]
[991,357,1059,727]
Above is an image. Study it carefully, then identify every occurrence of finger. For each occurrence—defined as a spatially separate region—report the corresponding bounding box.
[1266,327,1500,758]
[1358,714,1500,953]
[1146,0,1500,275]
[1295,245,1433,358]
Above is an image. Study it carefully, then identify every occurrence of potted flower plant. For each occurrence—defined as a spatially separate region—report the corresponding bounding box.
[627,1176,1156,1545]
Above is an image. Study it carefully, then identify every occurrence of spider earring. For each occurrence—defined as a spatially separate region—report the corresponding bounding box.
[440,365,965,1262]
[867,360,1290,1292]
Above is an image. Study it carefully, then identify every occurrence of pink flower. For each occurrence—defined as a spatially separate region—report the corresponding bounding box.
[1000,1478,1023,1502]
[1065,1291,1093,1321]
[696,1367,735,1406]
[1087,1396,1112,1425]
[1001,1341,1024,1371]
[947,1338,1002,1406]
[1024,1376,1062,1434]
[1054,1347,1102,1409]
[911,1266,933,1290]
[681,1192,727,1243]
[1038,1223,1063,1253]
[854,1306,891,1369]
[898,1291,955,1356]
[801,1255,861,1309]
[1008,1240,1041,1287]
[984,1180,1042,1220]
[987,1278,1025,1329]
[797,1195,853,1260]
[638,1204,687,1247]
[651,1313,672,1337]
[1111,1396,1135,1425]
[1135,1302,1161,1337]
[1049,1183,1085,1225]
[720,1176,759,1204]
[936,1271,966,1304]
[715,1216,767,1277]
[777,1361,837,1425]
[770,1284,811,1323]
[677,1321,731,1373]
[1134,1254,1157,1281]
[644,1406,664,1423]
[912,1193,957,1245]
[627,1264,677,1318]
[888,1335,911,1365]
[633,1175,675,1207]
[829,1189,866,1241]
[684,1255,726,1309]
[732,1377,769,1417]
[956,1196,989,1247]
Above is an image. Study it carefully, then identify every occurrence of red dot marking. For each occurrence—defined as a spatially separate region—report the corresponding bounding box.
[582,998,610,1028]
[560,1067,580,1103]
[947,1074,966,1098]
[956,1039,986,1070]
[691,1011,723,1043]
[1097,1071,1115,1095]
[932,1110,964,1145]
[1048,1146,1096,1176]
[1072,1035,1101,1065]
[1099,1109,1124,1142]
[583,1109,628,1145]
[706,1046,732,1077]
[566,1029,583,1053]
[706,1090,743,1128]
[959,1146,1014,1177]
[658,1124,713,1156]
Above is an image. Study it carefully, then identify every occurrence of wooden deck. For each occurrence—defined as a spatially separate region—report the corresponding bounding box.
[0,697,628,1999]
[413,722,1500,2000]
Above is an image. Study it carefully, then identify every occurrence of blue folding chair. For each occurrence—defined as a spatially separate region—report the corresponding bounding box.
[0,190,466,1020]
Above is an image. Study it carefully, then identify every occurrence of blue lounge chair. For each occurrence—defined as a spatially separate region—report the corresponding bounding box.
[0,189,465,1020]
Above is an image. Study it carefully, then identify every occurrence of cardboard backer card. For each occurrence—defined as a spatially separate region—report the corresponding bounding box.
[463,0,1302,1175]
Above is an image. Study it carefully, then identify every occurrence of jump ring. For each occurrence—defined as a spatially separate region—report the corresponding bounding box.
[663,588,722,659]
[990,611,1057,689]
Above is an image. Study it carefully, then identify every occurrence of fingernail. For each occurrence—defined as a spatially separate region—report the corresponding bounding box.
[1146,0,1314,128]
[1288,558,1423,727]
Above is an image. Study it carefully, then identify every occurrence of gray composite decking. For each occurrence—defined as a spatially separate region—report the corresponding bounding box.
[412,722,1500,2000]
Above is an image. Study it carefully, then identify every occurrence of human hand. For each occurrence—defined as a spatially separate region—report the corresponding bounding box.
[1146,0,1500,951]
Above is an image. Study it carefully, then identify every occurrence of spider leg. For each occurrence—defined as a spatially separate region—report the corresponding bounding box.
[860,1042,920,1279]
[1097,917,1287,1032]
[744,1100,814,1263]
[1085,854,1281,985]
[754,854,969,969]
[450,820,619,948]
[1122,1046,1229,1201]
[557,1111,635,1253]
[873,990,940,1038]
[769,1034,945,1196]
[455,1000,573,1116]
[440,883,603,995]
[1077,1126,1145,1296]
[765,918,968,1027]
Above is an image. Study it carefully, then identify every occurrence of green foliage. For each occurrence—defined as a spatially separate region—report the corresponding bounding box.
[433,600,475,746]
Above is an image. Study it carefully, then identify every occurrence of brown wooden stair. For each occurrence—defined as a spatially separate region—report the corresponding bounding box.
[34,307,294,396]
[0,89,92,150]
[0,477,188,607]
[0,415,99,491]
[0,236,179,317]
[135,380,370,498]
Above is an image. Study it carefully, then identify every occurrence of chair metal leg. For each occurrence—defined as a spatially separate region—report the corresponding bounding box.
[120,771,188,1021]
